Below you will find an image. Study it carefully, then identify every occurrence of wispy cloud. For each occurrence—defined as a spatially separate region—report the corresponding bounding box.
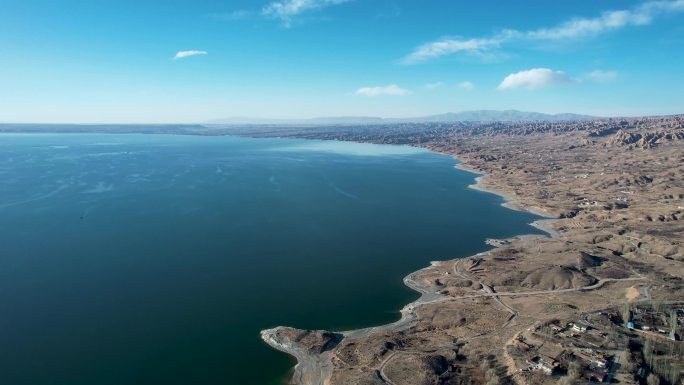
[457,81,475,90]
[262,0,352,27]
[585,70,618,82]
[402,37,502,64]
[498,68,572,90]
[403,0,684,63]
[425,81,444,90]
[208,10,252,21]
[174,50,208,60]
[527,0,684,39]
[355,84,410,96]
[376,3,401,19]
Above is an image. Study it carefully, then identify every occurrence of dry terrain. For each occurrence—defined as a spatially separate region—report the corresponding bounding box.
[4,118,680,384]
[255,116,684,385]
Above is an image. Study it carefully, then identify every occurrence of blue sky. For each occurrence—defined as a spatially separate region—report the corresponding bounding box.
[1,0,683,123]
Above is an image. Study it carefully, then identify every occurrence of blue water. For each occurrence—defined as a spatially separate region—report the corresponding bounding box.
[0,133,543,385]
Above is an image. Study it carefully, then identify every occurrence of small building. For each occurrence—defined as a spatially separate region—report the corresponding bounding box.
[539,355,558,374]
[539,362,554,375]
[576,350,610,369]
[527,356,558,375]
[572,322,589,333]
[592,356,609,368]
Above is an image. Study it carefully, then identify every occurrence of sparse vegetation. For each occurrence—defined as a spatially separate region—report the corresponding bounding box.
[255,117,684,385]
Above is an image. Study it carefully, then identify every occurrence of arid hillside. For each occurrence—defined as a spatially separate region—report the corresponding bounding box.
[255,116,684,385]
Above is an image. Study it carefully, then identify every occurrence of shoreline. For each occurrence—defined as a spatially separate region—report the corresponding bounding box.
[5,128,679,383]
[261,148,562,385]
[454,162,555,219]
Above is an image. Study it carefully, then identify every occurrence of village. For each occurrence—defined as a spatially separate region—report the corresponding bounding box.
[506,302,683,384]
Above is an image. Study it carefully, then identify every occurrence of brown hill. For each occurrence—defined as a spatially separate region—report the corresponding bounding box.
[521,266,594,290]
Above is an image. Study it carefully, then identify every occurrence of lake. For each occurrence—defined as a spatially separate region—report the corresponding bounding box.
[0,133,542,385]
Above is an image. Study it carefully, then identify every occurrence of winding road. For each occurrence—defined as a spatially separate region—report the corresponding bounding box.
[263,257,649,385]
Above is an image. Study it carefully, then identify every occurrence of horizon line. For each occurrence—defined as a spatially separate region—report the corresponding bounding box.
[2,110,684,126]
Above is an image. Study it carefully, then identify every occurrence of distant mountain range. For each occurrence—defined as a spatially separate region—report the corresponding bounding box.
[205,110,598,125]
[406,110,597,122]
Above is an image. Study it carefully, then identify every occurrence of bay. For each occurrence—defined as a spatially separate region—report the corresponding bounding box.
[0,133,542,385]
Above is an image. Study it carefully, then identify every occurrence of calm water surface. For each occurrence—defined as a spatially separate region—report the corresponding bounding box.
[0,133,542,385]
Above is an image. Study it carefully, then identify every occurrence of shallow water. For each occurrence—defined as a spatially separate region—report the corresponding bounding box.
[0,133,543,385]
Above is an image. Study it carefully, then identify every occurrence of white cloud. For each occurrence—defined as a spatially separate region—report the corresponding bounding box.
[402,37,502,64]
[498,68,572,90]
[263,0,352,26]
[457,81,475,90]
[585,70,618,82]
[425,82,444,89]
[174,50,208,60]
[403,0,684,63]
[526,10,647,40]
[355,84,410,96]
